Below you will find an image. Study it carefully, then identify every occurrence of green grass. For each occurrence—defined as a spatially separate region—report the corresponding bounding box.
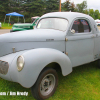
[0,61,100,100]
[0,23,12,29]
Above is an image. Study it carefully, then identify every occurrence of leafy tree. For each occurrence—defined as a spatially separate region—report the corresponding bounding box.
[63,0,71,11]
[83,9,89,15]
[94,10,100,19]
[88,9,95,19]
[21,0,45,22]
[75,1,87,13]
[62,0,75,11]
[45,0,59,13]
[1,0,100,23]
[70,2,75,11]
[0,0,11,21]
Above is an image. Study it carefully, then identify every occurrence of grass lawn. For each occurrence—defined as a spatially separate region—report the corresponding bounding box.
[0,23,12,29]
[0,61,100,100]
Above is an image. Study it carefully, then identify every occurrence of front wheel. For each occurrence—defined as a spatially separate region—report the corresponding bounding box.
[31,68,58,100]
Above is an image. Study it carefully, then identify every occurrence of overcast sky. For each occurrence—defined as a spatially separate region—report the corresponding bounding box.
[61,0,100,11]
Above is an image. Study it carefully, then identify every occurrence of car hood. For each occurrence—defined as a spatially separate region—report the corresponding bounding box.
[0,29,65,42]
[0,29,65,57]
[13,23,32,27]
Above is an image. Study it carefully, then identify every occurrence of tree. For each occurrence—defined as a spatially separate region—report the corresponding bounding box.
[20,0,59,22]
[88,9,95,19]
[75,1,87,13]
[83,9,89,15]
[94,10,100,19]
[0,0,11,21]
[45,0,59,13]
[74,1,100,20]
[21,0,45,22]
[70,2,75,11]
[63,0,71,11]
[62,0,75,11]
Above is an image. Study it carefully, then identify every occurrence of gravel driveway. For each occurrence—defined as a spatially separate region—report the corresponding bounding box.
[0,29,10,35]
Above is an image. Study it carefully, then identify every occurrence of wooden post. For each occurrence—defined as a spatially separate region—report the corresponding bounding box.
[59,0,61,12]
[18,17,19,22]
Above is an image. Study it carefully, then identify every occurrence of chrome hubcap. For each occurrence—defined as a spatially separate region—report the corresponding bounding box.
[40,74,55,96]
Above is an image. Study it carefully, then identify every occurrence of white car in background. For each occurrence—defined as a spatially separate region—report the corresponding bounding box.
[0,22,1,28]
[95,19,100,26]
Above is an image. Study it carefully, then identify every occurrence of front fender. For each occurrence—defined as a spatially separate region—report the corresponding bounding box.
[0,48,72,88]
[10,48,72,88]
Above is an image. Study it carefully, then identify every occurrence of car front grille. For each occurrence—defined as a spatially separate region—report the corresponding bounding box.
[0,60,9,75]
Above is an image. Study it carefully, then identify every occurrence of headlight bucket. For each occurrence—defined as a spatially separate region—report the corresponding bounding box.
[17,56,24,71]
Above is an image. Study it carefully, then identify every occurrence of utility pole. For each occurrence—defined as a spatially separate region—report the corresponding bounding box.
[59,0,61,12]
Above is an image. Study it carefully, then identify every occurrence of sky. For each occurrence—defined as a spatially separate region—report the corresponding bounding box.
[61,0,100,11]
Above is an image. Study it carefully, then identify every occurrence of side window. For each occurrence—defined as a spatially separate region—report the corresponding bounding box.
[72,19,79,33]
[71,19,91,33]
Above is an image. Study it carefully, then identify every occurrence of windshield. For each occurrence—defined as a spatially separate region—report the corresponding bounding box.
[37,18,68,31]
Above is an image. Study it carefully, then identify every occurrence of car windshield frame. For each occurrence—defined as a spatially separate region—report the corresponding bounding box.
[36,17,68,31]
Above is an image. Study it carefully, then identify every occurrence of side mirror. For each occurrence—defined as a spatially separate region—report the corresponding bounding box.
[71,29,75,34]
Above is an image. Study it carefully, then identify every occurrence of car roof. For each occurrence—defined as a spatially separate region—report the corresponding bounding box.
[40,12,99,33]
[41,12,93,21]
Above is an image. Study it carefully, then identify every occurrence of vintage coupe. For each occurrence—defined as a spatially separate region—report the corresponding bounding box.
[0,12,100,100]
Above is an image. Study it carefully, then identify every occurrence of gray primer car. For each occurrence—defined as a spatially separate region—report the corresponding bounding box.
[0,12,99,100]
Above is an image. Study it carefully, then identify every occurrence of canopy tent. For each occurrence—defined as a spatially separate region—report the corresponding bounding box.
[6,12,24,17]
[4,12,25,24]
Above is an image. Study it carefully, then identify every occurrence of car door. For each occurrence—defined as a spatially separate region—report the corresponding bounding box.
[66,18,95,67]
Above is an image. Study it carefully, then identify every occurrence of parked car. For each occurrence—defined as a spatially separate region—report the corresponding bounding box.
[95,19,100,26]
[10,16,39,32]
[0,12,100,100]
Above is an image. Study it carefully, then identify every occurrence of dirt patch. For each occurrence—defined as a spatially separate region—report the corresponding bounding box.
[0,29,10,34]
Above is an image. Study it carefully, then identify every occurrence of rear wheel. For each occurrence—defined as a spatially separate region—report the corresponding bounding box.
[31,67,58,100]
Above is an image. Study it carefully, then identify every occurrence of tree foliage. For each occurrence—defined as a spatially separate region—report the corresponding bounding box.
[21,0,45,22]
[45,0,59,13]
[94,10,100,19]
[0,0,11,21]
[88,9,95,19]
[74,0,100,19]
[62,0,75,11]
[0,0,59,22]
[75,1,87,13]
[0,0,100,23]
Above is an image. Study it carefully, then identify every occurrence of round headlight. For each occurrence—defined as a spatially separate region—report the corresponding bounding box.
[17,56,24,71]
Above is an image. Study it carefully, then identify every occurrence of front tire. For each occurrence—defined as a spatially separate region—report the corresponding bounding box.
[31,67,58,100]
